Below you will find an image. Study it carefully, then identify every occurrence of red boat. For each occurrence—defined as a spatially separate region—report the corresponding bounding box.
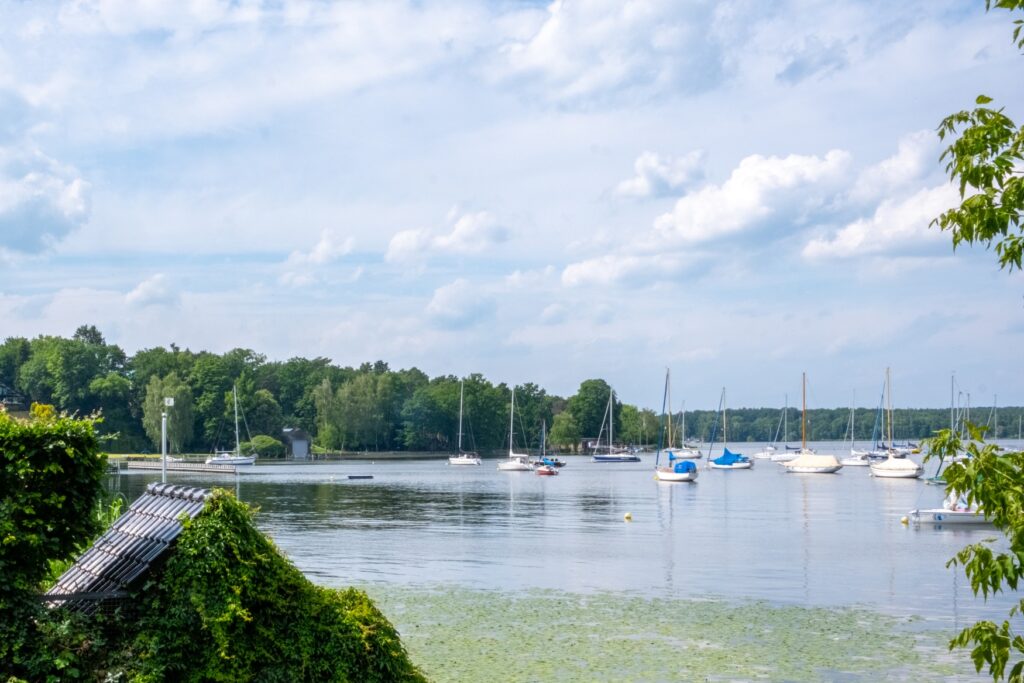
[535,465,559,476]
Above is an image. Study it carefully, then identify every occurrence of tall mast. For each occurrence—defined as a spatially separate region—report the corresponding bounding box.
[723,388,728,447]
[801,372,807,450]
[950,373,955,433]
[886,367,893,449]
[233,384,240,457]
[784,393,788,444]
[609,389,615,450]
[681,401,686,446]
[509,387,515,455]
[666,369,673,448]
[994,394,998,439]
[458,379,464,452]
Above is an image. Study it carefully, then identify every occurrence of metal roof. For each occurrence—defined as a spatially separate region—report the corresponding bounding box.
[45,482,210,613]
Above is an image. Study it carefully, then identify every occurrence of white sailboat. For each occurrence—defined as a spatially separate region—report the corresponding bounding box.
[910,492,989,525]
[655,369,698,482]
[708,388,753,470]
[782,373,842,474]
[840,396,871,467]
[770,395,799,462]
[498,387,533,471]
[870,368,923,479]
[449,380,482,466]
[206,385,256,466]
[753,403,786,459]
[591,388,641,462]
[664,387,700,460]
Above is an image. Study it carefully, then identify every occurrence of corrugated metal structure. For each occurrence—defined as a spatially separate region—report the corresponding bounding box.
[45,482,211,614]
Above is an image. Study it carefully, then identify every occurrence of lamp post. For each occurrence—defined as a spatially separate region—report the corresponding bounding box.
[161,397,174,483]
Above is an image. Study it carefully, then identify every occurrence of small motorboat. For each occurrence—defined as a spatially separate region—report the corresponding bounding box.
[535,464,559,476]
[910,494,989,525]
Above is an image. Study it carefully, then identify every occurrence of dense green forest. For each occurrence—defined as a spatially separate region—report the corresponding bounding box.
[1,326,1021,454]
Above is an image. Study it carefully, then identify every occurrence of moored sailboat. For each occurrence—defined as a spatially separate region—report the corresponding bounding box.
[782,373,842,474]
[655,369,698,482]
[591,388,641,463]
[206,385,256,466]
[449,379,482,466]
[498,387,533,471]
[870,368,923,479]
[709,389,752,470]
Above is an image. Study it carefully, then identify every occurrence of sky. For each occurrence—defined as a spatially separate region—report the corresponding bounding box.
[0,0,1022,411]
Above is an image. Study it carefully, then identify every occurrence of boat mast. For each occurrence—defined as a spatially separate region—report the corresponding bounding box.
[886,367,893,450]
[666,369,673,448]
[233,384,240,457]
[801,372,807,450]
[723,388,728,448]
[784,393,788,444]
[509,387,515,456]
[458,379,464,453]
[609,389,615,451]
[950,373,955,434]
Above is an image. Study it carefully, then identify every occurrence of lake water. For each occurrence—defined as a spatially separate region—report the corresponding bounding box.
[110,442,1023,680]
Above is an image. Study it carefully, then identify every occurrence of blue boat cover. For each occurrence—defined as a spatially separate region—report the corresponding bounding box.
[673,461,697,473]
[541,457,557,466]
[712,448,748,465]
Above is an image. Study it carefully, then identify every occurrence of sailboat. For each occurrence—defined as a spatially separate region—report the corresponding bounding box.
[753,402,785,459]
[498,387,533,471]
[664,384,700,460]
[709,388,752,470]
[206,385,256,466]
[782,373,842,474]
[840,396,871,467]
[655,369,698,482]
[591,388,641,462]
[531,420,566,469]
[449,380,482,466]
[770,395,799,462]
[869,368,923,479]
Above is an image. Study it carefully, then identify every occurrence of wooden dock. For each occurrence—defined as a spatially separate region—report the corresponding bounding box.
[117,460,239,475]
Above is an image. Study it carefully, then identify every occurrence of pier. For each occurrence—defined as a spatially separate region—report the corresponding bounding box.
[116,460,239,475]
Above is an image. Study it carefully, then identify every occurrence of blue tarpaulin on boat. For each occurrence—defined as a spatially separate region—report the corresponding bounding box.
[673,461,697,473]
[712,448,747,466]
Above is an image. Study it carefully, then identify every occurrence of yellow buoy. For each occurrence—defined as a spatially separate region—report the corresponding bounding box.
[900,516,909,525]
[624,512,633,522]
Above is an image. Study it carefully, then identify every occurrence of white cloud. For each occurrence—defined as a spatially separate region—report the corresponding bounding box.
[279,229,354,286]
[426,278,492,328]
[0,144,89,254]
[849,130,938,202]
[561,253,690,288]
[615,150,704,198]
[802,184,959,260]
[125,273,178,308]
[386,209,508,263]
[497,0,722,99]
[653,149,850,244]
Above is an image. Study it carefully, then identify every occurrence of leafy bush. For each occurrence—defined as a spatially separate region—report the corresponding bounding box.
[132,490,426,682]
[0,411,106,677]
[240,434,285,458]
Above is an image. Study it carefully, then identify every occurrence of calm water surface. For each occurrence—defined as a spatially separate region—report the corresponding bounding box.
[112,441,1023,629]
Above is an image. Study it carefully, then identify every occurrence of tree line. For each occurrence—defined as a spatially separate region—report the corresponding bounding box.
[0,326,1020,454]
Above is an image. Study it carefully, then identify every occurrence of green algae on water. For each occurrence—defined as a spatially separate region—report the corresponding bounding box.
[364,586,975,682]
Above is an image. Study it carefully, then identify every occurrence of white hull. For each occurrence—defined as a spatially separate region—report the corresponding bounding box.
[498,454,532,471]
[448,454,481,466]
[770,452,798,462]
[205,454,256,466]
[870,466,923,479]
[752,448,777,460]
[709,461,752,470]
[783,451,842,474]
[840,455,871,467]
[869,456,923,479]
[910,508,989,525]
[655,467,698,482]
[785,464,842,474]
[663,448,701,460]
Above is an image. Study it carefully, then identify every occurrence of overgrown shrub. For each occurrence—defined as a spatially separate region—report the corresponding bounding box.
[241,434,285,458]
[0,411,106,677]
[131,490,426,682]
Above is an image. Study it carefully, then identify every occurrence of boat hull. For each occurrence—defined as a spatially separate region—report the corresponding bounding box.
[839,456,870,467]
[449,455,481,466]
[536,466,558,476]
[785,465,842,474]
[205,455,256,466]
[870,467,923,479]
[910,509,990,525]
[655,467,698,482]
[591,455,641,463]
[709,461,752,470]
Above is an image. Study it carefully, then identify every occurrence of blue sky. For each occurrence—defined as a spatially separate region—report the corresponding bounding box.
[0,0,1022,410]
